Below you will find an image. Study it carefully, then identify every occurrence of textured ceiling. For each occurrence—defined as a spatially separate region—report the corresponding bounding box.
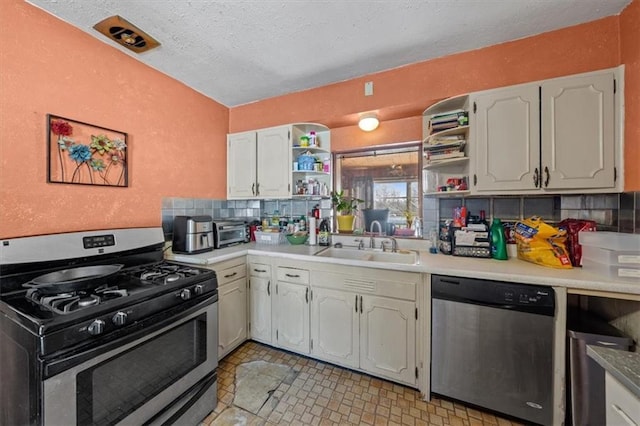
[26,0,631,107]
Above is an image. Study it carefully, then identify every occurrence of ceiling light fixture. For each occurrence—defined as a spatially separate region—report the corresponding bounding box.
[358,113,379,132]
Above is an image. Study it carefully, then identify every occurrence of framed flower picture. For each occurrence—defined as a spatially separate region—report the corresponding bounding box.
[47,114,128,187]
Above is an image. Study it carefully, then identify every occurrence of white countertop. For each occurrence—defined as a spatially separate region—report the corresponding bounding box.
[166,242,640,296]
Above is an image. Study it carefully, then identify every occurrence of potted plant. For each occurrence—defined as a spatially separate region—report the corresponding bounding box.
[331,190,363,233]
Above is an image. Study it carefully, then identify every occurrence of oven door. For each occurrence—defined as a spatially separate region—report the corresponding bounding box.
[42,297,218,426]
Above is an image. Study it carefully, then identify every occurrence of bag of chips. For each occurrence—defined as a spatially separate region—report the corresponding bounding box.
[514,216,572,269]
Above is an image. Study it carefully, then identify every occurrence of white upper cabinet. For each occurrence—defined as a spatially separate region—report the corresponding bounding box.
[471,67,621,194]
[227,123,330,199]
[255,126,292,198]
[227,126,291,199]
[541,72,615,189]
[472,84,539,192]
[227,131,257,199]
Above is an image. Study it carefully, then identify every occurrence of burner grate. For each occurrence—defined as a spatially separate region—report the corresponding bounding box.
[27,285,128,315]
[133,263,203,285]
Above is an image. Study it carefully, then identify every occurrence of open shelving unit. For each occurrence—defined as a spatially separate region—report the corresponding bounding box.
[422,94,471,196]
[291,124,332,198]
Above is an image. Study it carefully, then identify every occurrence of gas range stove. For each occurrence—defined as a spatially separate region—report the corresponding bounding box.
[0,228,217,355]
[0,227,220,426]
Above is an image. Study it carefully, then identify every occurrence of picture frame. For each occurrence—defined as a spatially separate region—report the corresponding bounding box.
[47,114,128,187]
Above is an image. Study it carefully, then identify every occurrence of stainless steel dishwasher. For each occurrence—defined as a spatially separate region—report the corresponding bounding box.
[431,275,556,426]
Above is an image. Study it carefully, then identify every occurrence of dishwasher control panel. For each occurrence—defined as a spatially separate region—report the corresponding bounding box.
[432,275,555,316]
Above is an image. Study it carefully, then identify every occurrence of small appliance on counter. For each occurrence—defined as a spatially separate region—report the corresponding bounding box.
[212,220,248,248]
[172,215,214,254]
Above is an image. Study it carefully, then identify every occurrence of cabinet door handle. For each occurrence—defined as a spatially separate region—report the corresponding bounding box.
[544,166,550,187]
[533,168,540,188]
[267,281,270,296]
[256,182,260,195]
[305,287,309,304]
[224,272,237,278]
[285,273,300,278]
[355,295,358,313]
[251,183,256,196]
[360,296,363,315]
[254,268,267,273]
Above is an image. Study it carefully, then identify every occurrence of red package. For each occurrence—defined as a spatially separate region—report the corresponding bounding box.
[558,219,597,266]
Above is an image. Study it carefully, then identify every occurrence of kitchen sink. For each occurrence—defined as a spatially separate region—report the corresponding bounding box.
[314,247,419,265]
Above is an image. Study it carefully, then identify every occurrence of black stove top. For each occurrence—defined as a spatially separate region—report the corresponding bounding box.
[0,228,218,354]
[14,261,213,318]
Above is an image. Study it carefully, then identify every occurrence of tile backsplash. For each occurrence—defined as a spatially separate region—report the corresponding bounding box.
[163,192,639,241]
[161,197,332,241]
[423,192,640,236]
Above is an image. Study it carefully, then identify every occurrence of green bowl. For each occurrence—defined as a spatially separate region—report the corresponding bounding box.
[286,233,309,245]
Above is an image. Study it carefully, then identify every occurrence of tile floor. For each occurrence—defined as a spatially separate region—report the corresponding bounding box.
[202,341,523,426]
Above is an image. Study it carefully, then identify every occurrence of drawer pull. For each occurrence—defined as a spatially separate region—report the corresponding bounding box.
[267,281,270,296]
[224,272,238,278]
[285,273,300,278]
[355,295,358,313]
[254,268,267,273]
[611,404,637,426]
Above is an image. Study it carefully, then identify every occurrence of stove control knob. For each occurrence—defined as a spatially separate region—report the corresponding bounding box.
[88,319,105,336]
[194,284,205,295]
[180,289,192,301]
[112,311,127,327]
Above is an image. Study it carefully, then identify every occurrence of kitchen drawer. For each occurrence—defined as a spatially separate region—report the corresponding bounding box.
[277,267,309,285]
[217,264,247,287]
[248,262,271,278]
[208,257,246,286]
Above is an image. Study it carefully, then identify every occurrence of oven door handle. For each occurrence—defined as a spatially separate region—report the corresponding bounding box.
[43,295,217,378]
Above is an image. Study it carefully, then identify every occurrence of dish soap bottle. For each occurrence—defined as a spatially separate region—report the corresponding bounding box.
[490,218,508,260]
[318,219,330,246]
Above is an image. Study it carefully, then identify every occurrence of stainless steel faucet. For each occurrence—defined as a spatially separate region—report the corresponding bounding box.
[381,237,398,252]
[370,220,382,248]
[354,238,365,250]
[389,237,398,253]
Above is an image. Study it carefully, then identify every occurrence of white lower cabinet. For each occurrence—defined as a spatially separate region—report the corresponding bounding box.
[248,261,272,344]
[310,267,419,386]
[209,258,247,360]
[605,371,640,426]
[274,267,310,354]
[246,258,419,387]
[310,287,359,369]
[359,295,416,385]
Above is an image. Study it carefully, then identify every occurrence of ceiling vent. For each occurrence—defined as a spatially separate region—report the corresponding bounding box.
[93,15,160,54]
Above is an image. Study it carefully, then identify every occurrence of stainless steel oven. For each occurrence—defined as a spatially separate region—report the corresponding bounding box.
[0,227,219,426]
[43,300,217,426]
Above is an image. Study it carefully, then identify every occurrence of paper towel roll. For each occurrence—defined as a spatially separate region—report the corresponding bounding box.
[308,217,317,245]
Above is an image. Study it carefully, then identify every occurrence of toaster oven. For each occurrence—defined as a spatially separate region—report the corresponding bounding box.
[213,221,247,248]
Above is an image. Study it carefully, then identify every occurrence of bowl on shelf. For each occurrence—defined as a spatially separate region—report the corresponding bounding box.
[286,232,309,245]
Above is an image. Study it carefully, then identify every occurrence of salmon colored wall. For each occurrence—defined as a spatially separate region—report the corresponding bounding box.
[621,0,640,190]
[0,0,229,238]
[229,14,637,186]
